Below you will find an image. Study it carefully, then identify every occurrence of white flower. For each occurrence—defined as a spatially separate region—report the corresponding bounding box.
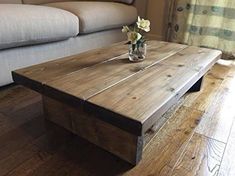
[136,16,150,32]
[127,32,142,44]
[122,26,130,33]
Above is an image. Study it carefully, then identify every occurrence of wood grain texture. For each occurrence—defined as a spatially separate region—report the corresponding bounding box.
[11,40,221,165]
[45,42,186,100]
[2,58,235,175]
[161,46,221,73]
[88,62,202,133]
[0,143,41,176]
[0,112,15,136]
[0,85,41,114]
[217,60,235,176]
[183,62,235,143]
[12,41,170,91]
[43,96,143,165]
[218,121,235,176]
[0,86,73,176]
[13,42,129,83]
[27,137,131,176]
[0,112,40,137]
[12,41,221,137]
[1,124,72,176]
[0,116,45,162]
[172,133,225,176]
[84,46,220,134]
[183,63,230,112]
[143,96,185,149]
[218,60,235,93]
[123,106,203,176]
[5,150,53,176]
[195,88,235,143]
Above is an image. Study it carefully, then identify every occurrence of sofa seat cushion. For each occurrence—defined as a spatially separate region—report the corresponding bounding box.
[45,1,137,34]
[0,4,79,50]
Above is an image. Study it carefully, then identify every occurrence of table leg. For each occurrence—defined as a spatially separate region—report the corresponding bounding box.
[42,96,143,165]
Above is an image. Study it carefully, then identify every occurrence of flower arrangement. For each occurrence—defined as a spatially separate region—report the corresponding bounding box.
[122,16,150,48]
[122,17,151,61]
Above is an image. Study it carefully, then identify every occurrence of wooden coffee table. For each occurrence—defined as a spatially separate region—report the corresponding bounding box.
[12,41,221,165]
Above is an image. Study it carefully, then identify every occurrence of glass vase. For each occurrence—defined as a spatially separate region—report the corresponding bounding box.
[128,43,147,62]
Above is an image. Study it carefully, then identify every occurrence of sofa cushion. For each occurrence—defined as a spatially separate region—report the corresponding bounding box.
[23,0,68,4]
[0,4,79,50]
[45,1,137,34]
[0,0,22,3]
[22,0,114,5]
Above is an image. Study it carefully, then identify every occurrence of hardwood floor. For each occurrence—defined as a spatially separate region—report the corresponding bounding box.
[1,59,235,176]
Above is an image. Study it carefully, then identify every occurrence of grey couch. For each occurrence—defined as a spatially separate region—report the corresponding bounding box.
[0,0,147,86]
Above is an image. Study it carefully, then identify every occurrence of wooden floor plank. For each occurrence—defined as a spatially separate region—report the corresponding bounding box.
[194,61,235,143]
[195,88,235,143]
[6,150,53,176]
[18,106,203,176]
[218,60,235,92]
[218,120,235,176]
[0,86,41,115]
[3,121,73,176]
[5,139,70,176]
[122,106,203,176]
[0,112,16,136]
[218,64,235,176]
[171,133,225,176]
[0,116,46,161]
[183,63,231,112]
[28,136,131,176]
[0,143,41,176]
[0,100,43,137]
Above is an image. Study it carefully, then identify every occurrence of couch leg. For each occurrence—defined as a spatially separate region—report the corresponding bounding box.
[188,76,204,92]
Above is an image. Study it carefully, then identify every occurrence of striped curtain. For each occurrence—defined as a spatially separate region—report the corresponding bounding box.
[167,0,235,59]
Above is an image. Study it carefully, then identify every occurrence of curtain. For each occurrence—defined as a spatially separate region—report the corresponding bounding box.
[167,0,235,59]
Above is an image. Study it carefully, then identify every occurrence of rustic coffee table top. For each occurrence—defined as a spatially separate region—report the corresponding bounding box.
[12,41,221,136]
